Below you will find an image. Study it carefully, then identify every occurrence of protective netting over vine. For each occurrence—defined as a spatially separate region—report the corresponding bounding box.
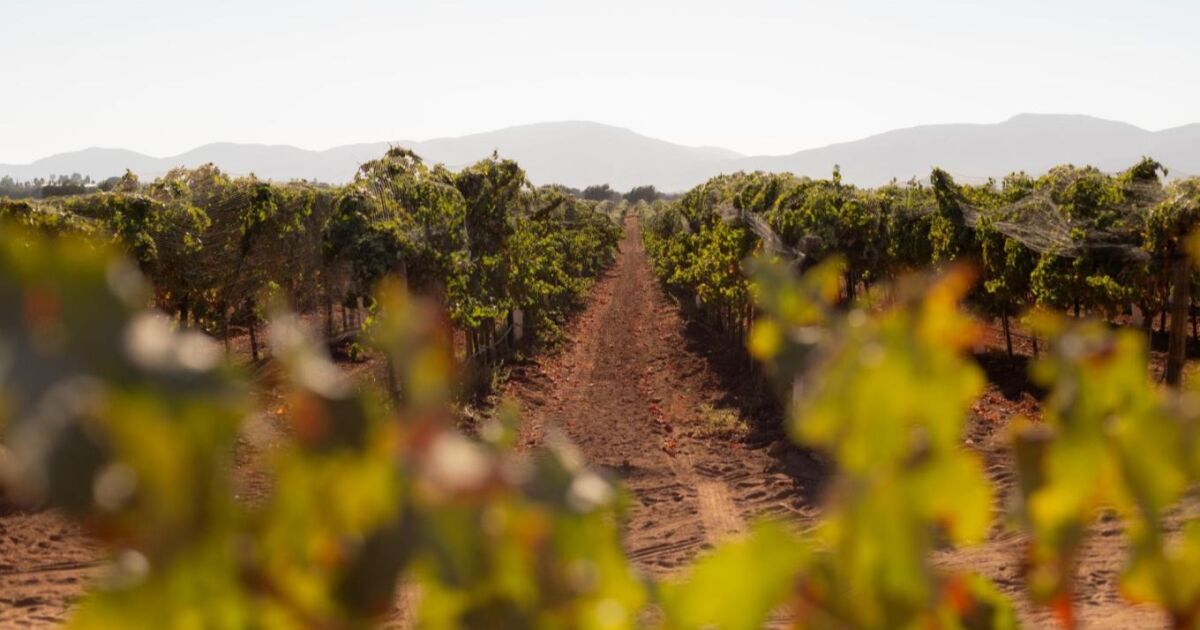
[955,174,1166,262]
[716,202,804,260]
[707,165,1175,264]
[643,159,1200,416]
[642,160,1200,377]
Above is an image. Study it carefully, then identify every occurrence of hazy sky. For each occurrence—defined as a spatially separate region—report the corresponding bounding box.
[2,0,1197,163]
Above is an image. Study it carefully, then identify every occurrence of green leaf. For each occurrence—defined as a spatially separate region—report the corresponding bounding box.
[661,521,807,630]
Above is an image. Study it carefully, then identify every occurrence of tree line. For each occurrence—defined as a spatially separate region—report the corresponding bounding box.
[0,173,120,199]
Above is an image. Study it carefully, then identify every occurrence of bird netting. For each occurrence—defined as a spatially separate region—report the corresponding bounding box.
[703,165,1172,265]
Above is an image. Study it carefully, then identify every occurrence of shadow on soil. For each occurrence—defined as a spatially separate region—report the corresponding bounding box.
[973,350,1042,401]
[671,297,832,509]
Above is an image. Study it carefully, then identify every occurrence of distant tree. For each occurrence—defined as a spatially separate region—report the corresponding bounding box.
[583,184,619,202]
[97,176,122,192]
[543,183,582,197]
[624,185,660,204]
[0,176,40,199]
[40,173,93,198]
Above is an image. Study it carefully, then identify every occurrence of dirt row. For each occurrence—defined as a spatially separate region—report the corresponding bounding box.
[509,219,824,576]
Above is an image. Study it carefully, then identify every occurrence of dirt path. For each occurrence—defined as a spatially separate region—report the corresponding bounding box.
[510,218,822,573]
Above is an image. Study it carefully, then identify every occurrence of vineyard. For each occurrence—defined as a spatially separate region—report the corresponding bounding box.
[4,150,1200,629]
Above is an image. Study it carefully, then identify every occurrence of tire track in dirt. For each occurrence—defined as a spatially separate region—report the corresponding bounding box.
[0,510,100,627]
[512,217,817,573]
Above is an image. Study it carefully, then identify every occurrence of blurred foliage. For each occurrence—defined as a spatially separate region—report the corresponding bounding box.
[2,226,1019,629]
[749,258,1015,629]
[0,228,641,628]
[1011,312,1200,627]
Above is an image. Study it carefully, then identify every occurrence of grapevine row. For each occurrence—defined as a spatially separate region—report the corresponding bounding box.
[0,147,623,373]
[642,160,1200,383]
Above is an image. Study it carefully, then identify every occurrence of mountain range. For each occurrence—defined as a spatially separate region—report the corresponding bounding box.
[3,115,1197,191]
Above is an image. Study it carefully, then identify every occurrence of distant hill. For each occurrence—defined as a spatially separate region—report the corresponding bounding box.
[735,114,1200,186]
[0,122,742,191]
[407,122,743,192]
[0,143,393,187]
[2,115,1197,191]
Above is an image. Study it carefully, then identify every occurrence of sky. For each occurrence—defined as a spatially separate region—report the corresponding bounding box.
[2,0,1198,164]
